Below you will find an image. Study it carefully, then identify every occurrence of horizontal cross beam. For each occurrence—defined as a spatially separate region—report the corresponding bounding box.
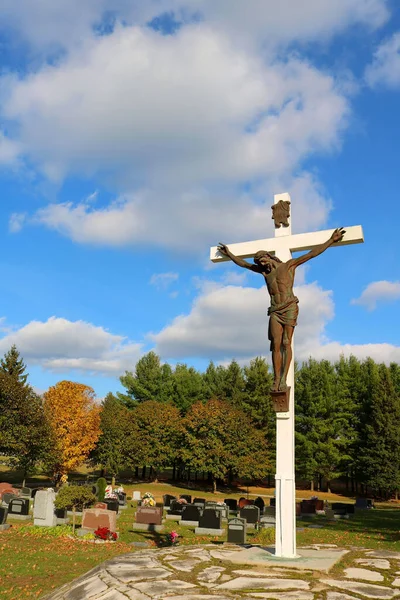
[210,225,364,263]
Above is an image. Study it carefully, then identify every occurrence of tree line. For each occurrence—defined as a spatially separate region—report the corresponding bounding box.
[1,347,400,497]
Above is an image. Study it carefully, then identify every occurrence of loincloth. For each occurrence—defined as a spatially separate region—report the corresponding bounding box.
[268,297,299,350]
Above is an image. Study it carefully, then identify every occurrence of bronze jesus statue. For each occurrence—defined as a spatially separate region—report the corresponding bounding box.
[217,227,345,393]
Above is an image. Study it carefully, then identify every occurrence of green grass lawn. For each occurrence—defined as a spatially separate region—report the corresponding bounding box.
[1,482,400,599]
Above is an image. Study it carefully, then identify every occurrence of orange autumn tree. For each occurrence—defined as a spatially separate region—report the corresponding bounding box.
[43,381,102,479]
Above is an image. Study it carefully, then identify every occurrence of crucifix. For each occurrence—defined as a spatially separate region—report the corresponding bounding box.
[210,192,364,558]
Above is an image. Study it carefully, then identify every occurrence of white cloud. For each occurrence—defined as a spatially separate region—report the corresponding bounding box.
[0,316,142,375]
[151,276,400,365]
[150,272,179,290]
[9,212,26,233]
[351,280,400,310]
[365,32,400,88]
[151,279,334,360]
[21,173,332,252]
[0,0,388,52]
[2,25,348,188]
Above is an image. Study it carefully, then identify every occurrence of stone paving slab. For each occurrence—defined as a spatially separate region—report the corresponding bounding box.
[42,543,400,600]
[344,567,384,582]
[322,578,400,599]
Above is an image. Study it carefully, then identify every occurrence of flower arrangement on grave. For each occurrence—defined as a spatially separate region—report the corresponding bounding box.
[94,526,117,541]
[142,492,156,506]
[167,530,179,545]
[177,497,187,504]
[104,485,118,500]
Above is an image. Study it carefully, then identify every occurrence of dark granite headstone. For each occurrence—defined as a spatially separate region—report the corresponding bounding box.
[199,509,222,530]
[270,497,276,507]
[254,497,265,512]
[227,517,246,544]
[332,502,355,515]
[20,487,32,498]
[163,494,177,507]
[355,498,374,509]
[169,500,184,515]
[103,499,119,513]
[55,508,68,519]
[181,505,201,523]
[224,498,238,512]
[8,498,29,516]
[136,506,163,525]
[0,506,7,524]
[193,497,206,507]
[117,492,127,506]
[239,505,260,524]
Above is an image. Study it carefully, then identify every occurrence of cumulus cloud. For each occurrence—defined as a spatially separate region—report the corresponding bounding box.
[151,277,400,365]
[0,0,389,52]
[365,31,400,88]
[2,25,348,187]
[150,272,179,290]
[19,173,332,253]
[351,280,400,310]
[151,279,334,361]
[0,316,142,375]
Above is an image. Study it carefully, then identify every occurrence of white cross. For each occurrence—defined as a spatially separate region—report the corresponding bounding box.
[210,192,364,558]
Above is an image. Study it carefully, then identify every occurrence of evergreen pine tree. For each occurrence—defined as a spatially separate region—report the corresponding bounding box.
[0,345,28,385]
[118,351,173,407]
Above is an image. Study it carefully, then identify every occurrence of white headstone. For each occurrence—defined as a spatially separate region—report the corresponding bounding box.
[33,489,57,527]
[133,491,141,501]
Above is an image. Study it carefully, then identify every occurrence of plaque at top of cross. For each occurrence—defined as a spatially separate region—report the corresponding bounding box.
[211,192,364,397]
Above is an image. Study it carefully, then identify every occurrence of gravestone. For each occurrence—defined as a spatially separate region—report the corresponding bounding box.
[8,498,30,520]
[33,489,57,527]
[163,494,177,511]
[166,500,184,520]
[270,497,276,507]
[132,491,141,501]
[264,506,276,517]
[55,507,69,525]
[1,492,18,506]
[81,508,117,534]
[254,497,265,512]
[300,500,316,515]
[195,508,223,536]
[224,498,238,513]
[117,492,127,507]
[103,498,119,513]
[193,497,206,507]
[205,501,228,518]
[355,498,374,509]
[180,494,192,503]
[181,504,201,526]
[227,517,247,544]
[332,502,355,518]
[20,487,32,498]
[239,505,260,529]
[0,506,9,531]
[238,497,252,509]
[133,506,164,532]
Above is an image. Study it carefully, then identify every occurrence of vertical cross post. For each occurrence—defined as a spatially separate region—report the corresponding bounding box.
[272,193,297,558]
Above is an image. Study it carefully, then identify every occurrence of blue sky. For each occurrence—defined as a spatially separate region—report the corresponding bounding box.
[0,0,399,398]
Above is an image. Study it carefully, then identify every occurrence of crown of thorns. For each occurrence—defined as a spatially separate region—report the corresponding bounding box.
[253,250,282,264]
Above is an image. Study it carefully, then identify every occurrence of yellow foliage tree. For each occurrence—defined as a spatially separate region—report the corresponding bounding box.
[43,381,102,477]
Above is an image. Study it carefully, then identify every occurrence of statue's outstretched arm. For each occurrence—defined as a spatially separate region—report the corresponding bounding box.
[217,243,262,272]
[289,228,345,269]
